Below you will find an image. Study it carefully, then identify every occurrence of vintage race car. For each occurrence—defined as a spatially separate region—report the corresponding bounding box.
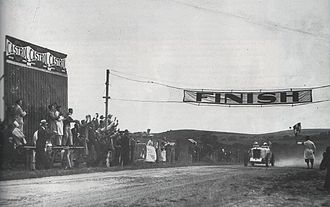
[244,144,275,167]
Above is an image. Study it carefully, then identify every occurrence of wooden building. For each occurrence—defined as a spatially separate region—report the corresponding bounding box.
[3,36,68,142]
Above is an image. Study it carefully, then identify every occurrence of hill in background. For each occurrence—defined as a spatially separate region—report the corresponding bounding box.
[153,128,330,160]
[156,128,330,145]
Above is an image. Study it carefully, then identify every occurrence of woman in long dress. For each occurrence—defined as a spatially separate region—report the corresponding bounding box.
[55,105,64,146]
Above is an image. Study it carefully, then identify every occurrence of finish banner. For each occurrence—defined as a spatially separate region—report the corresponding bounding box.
[183,89,312,105]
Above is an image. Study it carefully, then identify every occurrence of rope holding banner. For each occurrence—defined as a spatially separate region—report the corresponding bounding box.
[109,70,330,107]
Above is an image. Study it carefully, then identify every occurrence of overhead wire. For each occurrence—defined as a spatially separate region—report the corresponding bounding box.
[111,68,186,86]
[110,70,330,91]
[110,98,183,104]
[165,0,330,41]
[108,0,330,105]
[110,72,184,90]
[109,70,330,107]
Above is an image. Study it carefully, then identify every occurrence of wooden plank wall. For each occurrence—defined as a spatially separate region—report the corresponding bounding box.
[4,61,68,143]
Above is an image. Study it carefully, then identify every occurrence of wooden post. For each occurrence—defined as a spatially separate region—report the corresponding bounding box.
[104,69,110,129]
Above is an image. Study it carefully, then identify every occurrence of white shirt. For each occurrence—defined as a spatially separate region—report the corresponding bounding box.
[303,140,316,159]
[32,130,38,146]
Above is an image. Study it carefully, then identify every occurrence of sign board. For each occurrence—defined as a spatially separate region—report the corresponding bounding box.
[5,35,67,74]
[183,89,312,105]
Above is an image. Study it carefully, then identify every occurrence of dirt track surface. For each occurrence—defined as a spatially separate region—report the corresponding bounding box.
[0,165,329,207]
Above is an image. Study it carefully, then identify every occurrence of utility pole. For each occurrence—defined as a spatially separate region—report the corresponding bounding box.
[104,69,110,130]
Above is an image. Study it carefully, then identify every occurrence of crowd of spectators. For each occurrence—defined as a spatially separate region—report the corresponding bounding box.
[0,99,138,170]
[0,99,182,171]
[39,103,140,169]
[0,98,250,171]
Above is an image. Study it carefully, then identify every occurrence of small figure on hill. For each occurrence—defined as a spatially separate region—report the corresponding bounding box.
[293,122,301,137]
[297,136,316,169]
[320,146,330,191]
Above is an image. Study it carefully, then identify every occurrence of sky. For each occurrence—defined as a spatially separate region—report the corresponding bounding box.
[0,0,329,134]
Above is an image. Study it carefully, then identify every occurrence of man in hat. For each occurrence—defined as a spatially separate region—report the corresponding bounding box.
[121,129,130,166]
[93,113,100,129]
[99,115,105,128]
[35,120,50,170]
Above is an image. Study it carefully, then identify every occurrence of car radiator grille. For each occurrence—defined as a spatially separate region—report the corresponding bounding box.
[252,149,261,158]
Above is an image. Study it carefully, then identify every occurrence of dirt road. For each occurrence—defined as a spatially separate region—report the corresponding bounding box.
[0,165,329,207]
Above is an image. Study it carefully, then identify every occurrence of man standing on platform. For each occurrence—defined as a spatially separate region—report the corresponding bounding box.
[63,108,74,146]
[61,108,75,169]
[48,104,58,144]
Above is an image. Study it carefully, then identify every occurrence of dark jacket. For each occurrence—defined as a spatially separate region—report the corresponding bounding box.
[36,127,48,151]
[320,147,330,190]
